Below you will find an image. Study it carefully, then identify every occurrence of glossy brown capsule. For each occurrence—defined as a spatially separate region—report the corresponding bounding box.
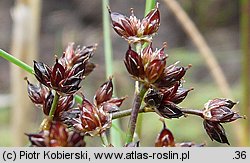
[203,120,229,145]
[203,98,242,123]
[26,79,75,120]
[155,121,175,147]
[109,3,160,43]
[65,80,125,136]
[26,121,86,147]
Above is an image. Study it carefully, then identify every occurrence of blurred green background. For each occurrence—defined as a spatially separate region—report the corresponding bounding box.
[0,0,248,146]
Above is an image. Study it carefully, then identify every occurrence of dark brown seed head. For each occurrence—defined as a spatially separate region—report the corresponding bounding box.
[144,88,163,107]
[170,86,193,104]
[203,120,230,145]
[124,46,145,79]
[203,98,242,123]
[155,121,175,147]
[142,2,160,35]
[33,43,96,95]
[145,58,166,83]
[101,97,126,113]
[60,43,96,69]
[26,78,49,106]
[155,101,183,119]
[109,10,135,38]
[75,97,112,136]
[154,63,188,88]
[94,78,113,106]
[109,3,160,43]
[33,61,52,87]
[26,121,85,147]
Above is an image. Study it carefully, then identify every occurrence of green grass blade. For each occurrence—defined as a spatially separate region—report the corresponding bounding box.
[102,0,123,146]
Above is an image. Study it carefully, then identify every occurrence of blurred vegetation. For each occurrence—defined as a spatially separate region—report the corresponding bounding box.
[0,0,245,146]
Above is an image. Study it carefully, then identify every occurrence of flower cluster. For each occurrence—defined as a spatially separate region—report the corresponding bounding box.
[19,2,243,147]
[144,82,193,118]
[109,2,243,146]
[124,43,189,89]
[26,43,125,146]
[202,98,242,144]
[26,79,74,120]
[26,121,85,147]
[109,3,160,43]
[33,43,96,95]
[61,79,125,136]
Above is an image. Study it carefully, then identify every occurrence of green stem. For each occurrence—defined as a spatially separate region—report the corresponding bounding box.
[74,95,82,103]
[125,84,148,144]
[100,132,109,146]
[240,0,250,146]
[48,91,60,119]
[143,0,156,49]
[103,0,113,76]
[0,48,84,104]
[144,0,156,15]
[0,49,34,74]
[102,0,122,146]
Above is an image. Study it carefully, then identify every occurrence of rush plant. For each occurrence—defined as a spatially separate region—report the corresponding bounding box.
[0,2,243,147]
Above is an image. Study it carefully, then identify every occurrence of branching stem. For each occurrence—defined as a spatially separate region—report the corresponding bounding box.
[125,84,148,144]
[112,107,204,120]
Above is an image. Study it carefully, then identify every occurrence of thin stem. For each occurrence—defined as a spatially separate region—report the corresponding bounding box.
[181,108,203,118]
[125,84,148,144]
[112,107,203,119]
[134,42,144,139]
[48,91,60,119]
[100,132,109,146]
[102,0,122,146]
[112,106,154,119]
[0,49,34,74]
[0,48,84,104]
[135,0,156,141]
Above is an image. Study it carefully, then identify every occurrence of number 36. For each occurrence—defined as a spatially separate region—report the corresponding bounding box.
[234,151,246,159]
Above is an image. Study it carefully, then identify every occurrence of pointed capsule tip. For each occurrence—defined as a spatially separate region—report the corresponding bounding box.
[94,43,98,49]
[156,2,160,9]
[54,55,59,62]
[24,77,30,84]
[123,95,129,100]
[163,42,168,48]
[130,8,134,15]
[108,76,113,81]
[189,87,194,91]
[187,64,192,69]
